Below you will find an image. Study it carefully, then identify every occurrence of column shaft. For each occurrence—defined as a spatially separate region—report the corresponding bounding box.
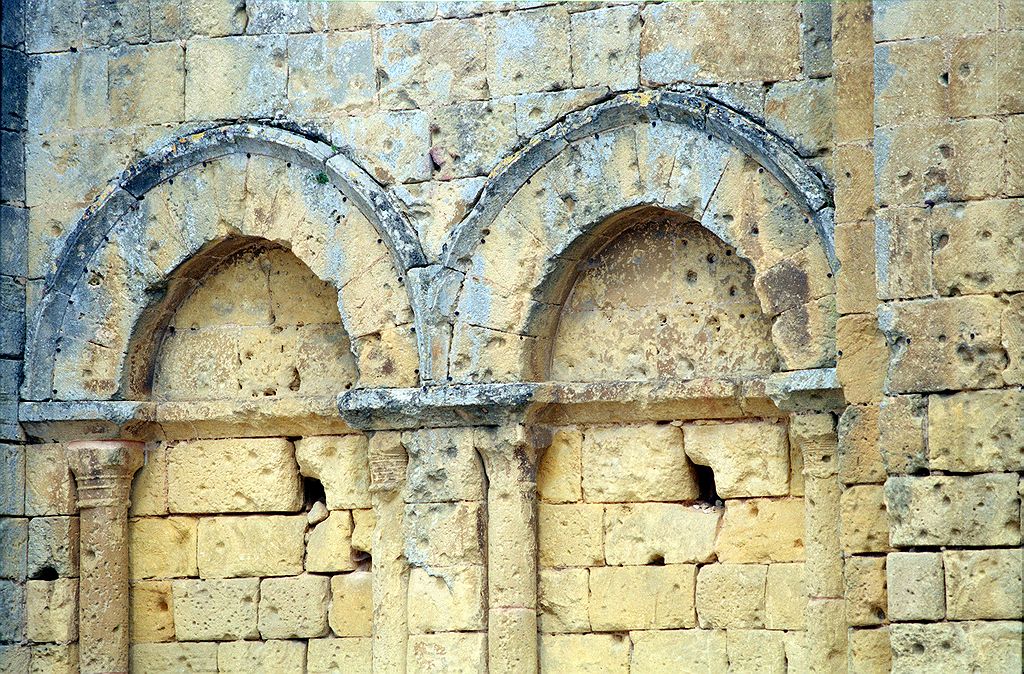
[66,440,144,674]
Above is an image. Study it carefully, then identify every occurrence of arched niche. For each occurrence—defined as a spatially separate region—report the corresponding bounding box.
[151,241,357,401]
[441,92,836,384]
[549,207,778,382]
[25,125,423,402]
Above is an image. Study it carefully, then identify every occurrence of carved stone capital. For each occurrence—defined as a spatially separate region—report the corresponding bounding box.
[66,440,145,510]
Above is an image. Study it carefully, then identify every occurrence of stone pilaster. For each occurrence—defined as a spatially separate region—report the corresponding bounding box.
[367,431,409,673]
[66,440,144,674]
[476,425,544,674]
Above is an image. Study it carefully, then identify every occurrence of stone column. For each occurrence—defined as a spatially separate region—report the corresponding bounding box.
[66,440,144,674]
[476,425,542,674]
[367,431,409,673]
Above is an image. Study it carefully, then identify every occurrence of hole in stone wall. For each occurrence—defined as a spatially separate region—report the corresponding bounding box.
[303,477,326,511]
[694,464,720,504]
[31,566,59,581]
[647,554,666,566]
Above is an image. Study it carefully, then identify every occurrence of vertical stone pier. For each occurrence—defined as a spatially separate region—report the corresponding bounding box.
[66,440,144,674]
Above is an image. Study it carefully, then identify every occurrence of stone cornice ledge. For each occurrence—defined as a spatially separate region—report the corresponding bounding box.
[338,370,844,430]
[18,369,843,441]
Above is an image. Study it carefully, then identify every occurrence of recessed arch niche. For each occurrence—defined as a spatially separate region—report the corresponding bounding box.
[548,206,778,382]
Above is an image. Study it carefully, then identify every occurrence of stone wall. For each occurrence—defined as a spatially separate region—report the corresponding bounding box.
[0,0,1022,673]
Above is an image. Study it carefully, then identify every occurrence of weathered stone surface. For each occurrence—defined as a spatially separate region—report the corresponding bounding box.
[890,621,1022,674]
[696,563,767,629]
[886,474,1021,547]
[184,35,287,120]
[130,580,174,643]
[218,640,306,673]
[878,395,928,475]
[167,438,302,514]
[874,38,946,127]
[129,516,197,579]
[837,405,885,485]
[350,509,373,554]
[928,390,1024,472]
[539,633,629,674]
[837,313,887,405]
[108,43,184,126]
[931,199,1024,296]
[258,574,330,639]
[131,445,168,516]
[172,578,259,641]
[0,580,24,642]
[295,435,371,510]
[429,100,518,179]
[629,629,728,673]
[24,444,74,516]
[0,444,24,516]
[407,566,486,633]
[538,428,582,504]
[715,498,805,563]
[765,79,834,157]
[26,578,77,643]
[944,548,1023,620]
[487,6,571,97]
[129,642,218,673]
[886,552,945,622]
[287,31,374,117]
[329,571,372,637]
[848,627,891,674]
[538,568,589,634]
[570,6,640,91]
[403,428,483,503]
[765,563,806,630]
[0,517,27,579]
[727,630,787,674]
[589,565,696,631]
[28,643,79,673]
[306,511,356,574]
[582,425,698,502]
[404,501,484,568]
[640,1,800,84]
[378,19,487,109]
[603,503,719,565]
[407,632,487,673]
[28,516,78,579]
[683,421,789,498]
[307,638,372,674]
[1004,293,1024,385]
[840,485,890,554]
[844,556,887,626]
[538,503,603,568]
[197,515,305,578]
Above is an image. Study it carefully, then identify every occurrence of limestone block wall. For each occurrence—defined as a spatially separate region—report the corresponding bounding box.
[126,435,375,673]
[536,420,807,672]
[1,0,1022,672]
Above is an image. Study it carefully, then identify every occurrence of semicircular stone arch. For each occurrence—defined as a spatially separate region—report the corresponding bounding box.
[443,92,837,383]
[24,124,424,401]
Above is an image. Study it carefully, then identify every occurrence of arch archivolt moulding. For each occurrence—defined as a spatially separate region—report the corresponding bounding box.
[19,91,841,423]
[424,90,838,385]
[23,123,427,403]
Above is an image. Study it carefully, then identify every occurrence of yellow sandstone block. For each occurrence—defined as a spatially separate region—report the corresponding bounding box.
[589,565,696,631]
[329,571,372,637]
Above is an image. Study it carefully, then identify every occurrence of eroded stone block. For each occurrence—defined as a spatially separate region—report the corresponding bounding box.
[603,503,719,565]
[589,565,696,631]
[172,578,259,641]
[582,425,697,503]
[683,421,789,498]
[167,438,302,514]
[197,515,305,578]
[696,563,767,629]
[329,571,372,638]
[258,574,330,640]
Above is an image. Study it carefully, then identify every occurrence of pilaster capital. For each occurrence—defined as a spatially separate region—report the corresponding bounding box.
[66,440,144,509]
